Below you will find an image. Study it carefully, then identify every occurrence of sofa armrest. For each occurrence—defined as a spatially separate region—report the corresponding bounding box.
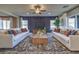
[69,35,79,51]
[0,34,13,48]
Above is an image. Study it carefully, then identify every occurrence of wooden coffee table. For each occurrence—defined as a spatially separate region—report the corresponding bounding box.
[31,34,48,46]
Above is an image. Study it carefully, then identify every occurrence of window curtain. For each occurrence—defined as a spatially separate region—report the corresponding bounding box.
[12,17,17,28]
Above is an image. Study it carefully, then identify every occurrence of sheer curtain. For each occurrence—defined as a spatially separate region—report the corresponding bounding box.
[21,17,28,29]
[0,17,11,30]
[0,18,3,29]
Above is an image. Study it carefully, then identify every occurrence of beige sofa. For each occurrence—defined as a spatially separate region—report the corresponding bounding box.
[53,32,79,51]
[0,30,32,48]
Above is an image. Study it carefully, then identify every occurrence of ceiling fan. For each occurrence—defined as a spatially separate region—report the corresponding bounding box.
[30,4,46,14]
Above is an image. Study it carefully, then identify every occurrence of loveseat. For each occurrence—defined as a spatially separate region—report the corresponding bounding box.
[0,29,32,48]
[53,32,79,51]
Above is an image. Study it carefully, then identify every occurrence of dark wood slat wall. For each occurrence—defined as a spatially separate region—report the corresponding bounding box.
[21,16,56,32]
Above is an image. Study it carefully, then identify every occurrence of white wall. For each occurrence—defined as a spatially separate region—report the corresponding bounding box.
[59,13,68,28]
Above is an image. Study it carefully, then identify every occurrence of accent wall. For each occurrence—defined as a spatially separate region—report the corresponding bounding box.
[21,16,56,32]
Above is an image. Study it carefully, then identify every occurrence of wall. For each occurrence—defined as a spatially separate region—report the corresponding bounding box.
[22,16,56,32]
[59,13,68,28]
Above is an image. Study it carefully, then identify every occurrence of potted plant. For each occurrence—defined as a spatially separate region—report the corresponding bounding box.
[53,17,60,32]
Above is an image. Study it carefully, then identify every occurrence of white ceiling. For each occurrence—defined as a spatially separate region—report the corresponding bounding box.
[0,4,78,16]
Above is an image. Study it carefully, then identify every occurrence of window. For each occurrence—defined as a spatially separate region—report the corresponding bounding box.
[0,18,11,29]
[21,20,28,29]
[50,20,55,29]
[3,20,10,29]
[0,20,3,29]
[68,17,75,29]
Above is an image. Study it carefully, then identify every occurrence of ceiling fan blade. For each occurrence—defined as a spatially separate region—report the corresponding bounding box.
[40,10,46,12]
[30,9,35,11]
[31,11,36,14]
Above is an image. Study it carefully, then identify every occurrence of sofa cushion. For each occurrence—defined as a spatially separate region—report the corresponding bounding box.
[13,32,26,41]
[60,34,70,43]
[12,31,32,47]
[12,31,30,41]
[12,31,31,46]
[53,32,69,43]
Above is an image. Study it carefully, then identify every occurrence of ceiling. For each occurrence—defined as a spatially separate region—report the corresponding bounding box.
[0,4,78,16]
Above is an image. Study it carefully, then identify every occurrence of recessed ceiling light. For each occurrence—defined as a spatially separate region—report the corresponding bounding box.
[26,12,30,15]
[48,12,51,15]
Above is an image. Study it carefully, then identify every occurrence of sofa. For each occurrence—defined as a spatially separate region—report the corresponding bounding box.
[0,29,32,48]
[53,32,79,51]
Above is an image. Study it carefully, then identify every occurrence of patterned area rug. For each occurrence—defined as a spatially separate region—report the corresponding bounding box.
[0,36,79,54]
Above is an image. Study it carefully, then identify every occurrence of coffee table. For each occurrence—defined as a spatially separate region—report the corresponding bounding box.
[31,34,48,46]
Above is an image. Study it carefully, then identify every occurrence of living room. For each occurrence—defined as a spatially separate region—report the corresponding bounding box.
[0,4,79,54]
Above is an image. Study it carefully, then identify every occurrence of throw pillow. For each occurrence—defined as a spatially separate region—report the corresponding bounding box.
[70,30,77,35]
[21,28,24,32]
[7,30,13,34]
[68,30,72,35]
[64,31,69,36]
[11,30,17,36]
[64,30,71,36]
[32,29,37,34]
[24,28,27,32]
[21,28,27,32]
[54,28,56,32]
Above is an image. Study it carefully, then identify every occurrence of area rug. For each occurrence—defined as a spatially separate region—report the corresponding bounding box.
[0,36,79,54]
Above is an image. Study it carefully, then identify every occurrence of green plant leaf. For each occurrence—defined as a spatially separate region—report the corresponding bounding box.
[53,18,60,28]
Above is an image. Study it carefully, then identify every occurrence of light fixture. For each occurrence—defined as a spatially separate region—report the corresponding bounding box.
[34,4,41,14]
[30,4,46,14]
